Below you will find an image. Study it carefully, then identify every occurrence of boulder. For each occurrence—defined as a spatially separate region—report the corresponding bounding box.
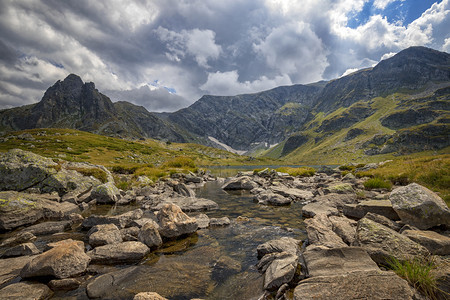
[257,237,300,258]
[389,183,450,229]
[121,226,140,241]
[91,182,121,204]
[40,199,81,220]
[355,217,429,265]
[0,242,40,258]
[153,196,218,212]
[254,192,292,206]
[328,216,357,245]
[343,200,399,220]
[173,183,196,197]
[323,183,354,194]
[23,220,72,236]
[156,203,198,239]
[270,186,314,201]
[134,292,168,300]
[88,224,123,247]
[138,221,163,248]
[303,246,379,277]
[209,217,231,226]
[82,209,143,229]
[222,176,258,190]
[293,270,420,300]
[0,255,33,286]
[263,252,298,291]
[87,241,150,264]
[301,202,339,218]
[304,214,347,248]
[311,193,358,210]
[20,239,90,279]
[0,191,44,230]
[48,278,81,291]
[0,282,53,300]
[402,229,450,255]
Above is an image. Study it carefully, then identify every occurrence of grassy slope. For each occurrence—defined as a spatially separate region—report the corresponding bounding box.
[0,128,279,168]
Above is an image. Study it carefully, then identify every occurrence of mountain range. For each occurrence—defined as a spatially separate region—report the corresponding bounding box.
[0,46,449,163]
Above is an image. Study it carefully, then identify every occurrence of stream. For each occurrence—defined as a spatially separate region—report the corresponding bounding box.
[2,179,308,299]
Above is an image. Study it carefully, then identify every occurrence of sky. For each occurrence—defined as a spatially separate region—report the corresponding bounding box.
[0,0,449,112]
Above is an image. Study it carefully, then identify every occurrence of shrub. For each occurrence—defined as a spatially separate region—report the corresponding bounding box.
[163,156,196,169]
[386,256,439,299]
[363,177,392,190]
[135,167,167,181]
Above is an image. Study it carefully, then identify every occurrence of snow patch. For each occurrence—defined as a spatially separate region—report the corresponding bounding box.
[208,136,246,155]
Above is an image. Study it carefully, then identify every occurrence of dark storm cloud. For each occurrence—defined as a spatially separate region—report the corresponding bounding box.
[0,0,448,111]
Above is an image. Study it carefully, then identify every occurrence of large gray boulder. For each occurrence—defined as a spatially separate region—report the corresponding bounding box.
[87,241,150,264]
[402,229,450,255]
[156,203,198,238]
[138,220,163,248]
[88,224,123,247]
[222,176,258,190]
[293,270,420,300]
[0,282,53,300]
[20,239,90,279]
[389,183,450,229]
[91,182,121,204]
[0,191,44,230]
[355,217,429,264]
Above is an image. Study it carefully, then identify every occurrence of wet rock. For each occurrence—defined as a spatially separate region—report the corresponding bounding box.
[153,196,218,212]
[222,176,258,190]
[263,252,298,291]
[0,255,33,285]
[301,202,339,218]
[88,224,123,247]
[138,221,163,248]
[304,214,347,248]
[343,200,399,220]
[195,213,210,229]
[87,241,150,264]
[48,278,81,291]
[82,209,143,229]
[389,183,450,229]
[355,217,429,265]
[0,231,36,247]
[270,186,314,201]
[303,246,379,277]
[23,220,72,236]
[293,270,420,300]
[91,182,121,204]
[134,292,168,300]
[254,192,291,206]
[402,229,450,255]
[257,237,300,258]
[156,203,198,239]
[0,282,53,300]
[0,191,44,230]
[210,217,231,226]
[0,242,40,258]
[323,183,354,194]
[211,255,241,282]
[328,215,357,245]
[20,239,90,279]
[363,212,402,231]
[173,183,196,197]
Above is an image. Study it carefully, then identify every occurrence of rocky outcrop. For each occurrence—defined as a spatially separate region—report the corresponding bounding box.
[87,241,150,264]
[355,217,429,264]
[156,203,198,238]
[389,183,450,229]
[20,239,90,279]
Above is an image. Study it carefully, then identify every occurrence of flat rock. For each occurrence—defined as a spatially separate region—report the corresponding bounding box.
[48,278,82,291]
[153,196,218,212]
[23,220,72,236]
[312,193,358,210]
[254,192,292,206]
[270,186,314,201]
[402,229,450,255]
[134,292,168,300]
[222,176,258,190]
[323,183,354,194]
[304,214,347,248]
[0,255,33,286]
[293,270,420,300]
[301,202,339,218]
[87,241,149,264]
[20,239,90,279]
[0,242,40,258]
[41,199,81,220]
[303,246,379,277]
[257,237,300,258]
[0,231,36,247]
[0,282,53,300]
[82,209,143,229]
[389,183,450,229]
[88,223,123,247]
[355,217,429,265]
[210,217,231,226]
[157,203,198,239]
[343,200,399,220]
[363,212,402,231]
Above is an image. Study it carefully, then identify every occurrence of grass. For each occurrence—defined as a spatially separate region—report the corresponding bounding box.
[386,256,441,299]
[363,177,393,190]
[276,166,316,177]
[68,167,108,183]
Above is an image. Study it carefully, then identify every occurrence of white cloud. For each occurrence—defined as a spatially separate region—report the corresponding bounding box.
[373,0,398,10]
[443,37,450,52]
[380,52,397,60]
[341,68,359,77]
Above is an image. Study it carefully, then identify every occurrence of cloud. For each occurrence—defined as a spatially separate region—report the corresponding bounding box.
[0,0,448,112]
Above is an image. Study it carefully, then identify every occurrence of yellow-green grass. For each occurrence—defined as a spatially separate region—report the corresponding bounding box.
[276,166,316,177]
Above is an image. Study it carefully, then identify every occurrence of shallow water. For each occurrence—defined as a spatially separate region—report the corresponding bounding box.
[2,180,307,299]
